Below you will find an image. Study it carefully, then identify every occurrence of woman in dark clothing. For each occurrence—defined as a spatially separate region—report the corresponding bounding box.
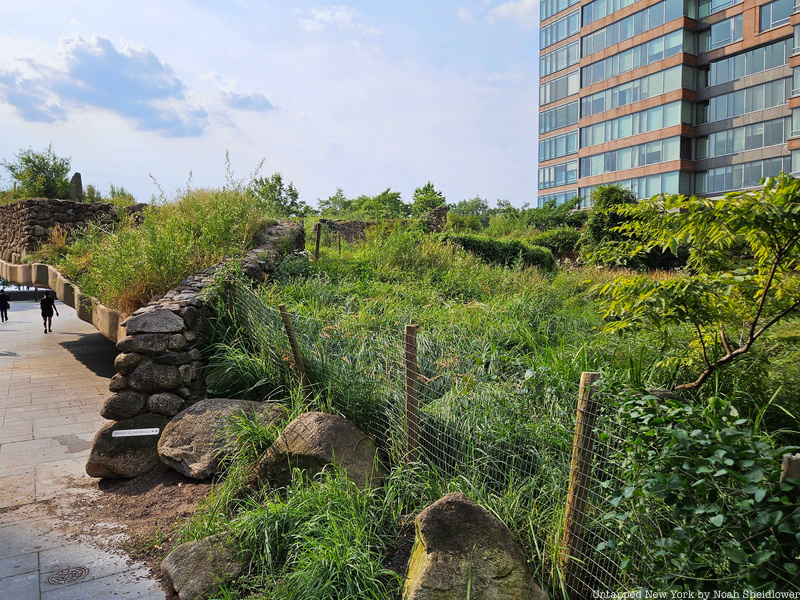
[40,290,59,333]
[0,289,9,322]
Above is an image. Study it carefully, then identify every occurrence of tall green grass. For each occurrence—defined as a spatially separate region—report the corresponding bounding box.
[31,188,273,313]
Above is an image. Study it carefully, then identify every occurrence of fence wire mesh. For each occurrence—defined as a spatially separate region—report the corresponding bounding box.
[216,278,799,597]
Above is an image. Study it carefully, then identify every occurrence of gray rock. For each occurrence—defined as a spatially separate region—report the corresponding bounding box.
[152,352,190,366]
[70,172,83,201]
[158,398,287,479]
[86,413,169,479]
[124,309,185,334]
[117,334,170,354]
[128,361,183,392]
[100,390,148,420]
[168,333,188,350]
[179,364,193,384]
[162,534,245,600]
[148,392,185,417]
[108,373,128,392]
[182,306,200,329]
[403,492,548,600]
[114,352,144,375]
[255,412,385,491]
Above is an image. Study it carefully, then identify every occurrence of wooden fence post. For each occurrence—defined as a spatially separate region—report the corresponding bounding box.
[314,222,321,261]
[404,324,419,461]
[560,371,601,596]
[337,233,342,255]
[781,453,800,482]
[279,304,308,395]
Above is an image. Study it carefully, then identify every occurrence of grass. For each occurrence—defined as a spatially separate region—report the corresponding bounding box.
[28,187,275,314]
[175,223,800,597]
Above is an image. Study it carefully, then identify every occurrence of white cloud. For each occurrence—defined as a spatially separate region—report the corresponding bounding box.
[0,35,207,136]
[299,6,381,36]
[458,7,475,22]
[487,0,538,27]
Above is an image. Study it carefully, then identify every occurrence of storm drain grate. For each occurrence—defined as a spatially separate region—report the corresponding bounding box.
[47,567,89,585]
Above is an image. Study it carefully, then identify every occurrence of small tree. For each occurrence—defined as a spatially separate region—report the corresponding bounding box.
[2,144,71,199]
[597,174,800,390]
[411,181,446,217]
[249,173,310,218]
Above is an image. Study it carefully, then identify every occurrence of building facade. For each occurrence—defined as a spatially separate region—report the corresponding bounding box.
[537,0,800,207]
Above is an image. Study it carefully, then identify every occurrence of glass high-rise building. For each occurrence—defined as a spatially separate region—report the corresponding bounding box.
[537,0,797,207]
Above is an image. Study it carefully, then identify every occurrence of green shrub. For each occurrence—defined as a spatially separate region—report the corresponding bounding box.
[600,390,800,591]
[273,253,312,282]
[527,227,581,255]
[439,233,555,271]
[446,212,482,232]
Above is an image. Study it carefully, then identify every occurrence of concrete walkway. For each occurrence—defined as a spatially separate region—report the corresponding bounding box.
[0,301,165,598]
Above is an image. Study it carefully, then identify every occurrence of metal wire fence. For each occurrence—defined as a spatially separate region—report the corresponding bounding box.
[217,278,799,598]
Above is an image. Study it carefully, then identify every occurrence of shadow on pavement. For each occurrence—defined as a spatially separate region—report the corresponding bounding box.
[59,332,119,379]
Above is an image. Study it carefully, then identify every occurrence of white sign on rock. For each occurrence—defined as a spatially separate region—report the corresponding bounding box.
[112,428,161,438]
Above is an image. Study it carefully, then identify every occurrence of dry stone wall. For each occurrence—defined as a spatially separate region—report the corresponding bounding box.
[86,221,305,478]
[0,198,126,263]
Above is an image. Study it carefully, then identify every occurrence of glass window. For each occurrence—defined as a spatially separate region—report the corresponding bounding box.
[542,10,580,50]
[541,0,581,21]
[760,0,791,32]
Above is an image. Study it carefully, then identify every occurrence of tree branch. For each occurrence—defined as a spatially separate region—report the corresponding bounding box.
[677,298,800,390]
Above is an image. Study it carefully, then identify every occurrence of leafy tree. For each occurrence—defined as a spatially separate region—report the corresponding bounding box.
[580,185,638,256]
[411,182,446,217]
[318,188,354,217]
[450,196,490,227]
[597,174,800,390]
[353,188,409,219]
[249,173,310,218]
[2,144,71,199]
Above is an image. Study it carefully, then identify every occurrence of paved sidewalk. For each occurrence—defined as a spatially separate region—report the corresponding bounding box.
[0,301,165,598]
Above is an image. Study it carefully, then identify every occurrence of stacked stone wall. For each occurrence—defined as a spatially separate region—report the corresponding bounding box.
[85,222,305,478]
[316,205,448,243]
[0,198,122,263]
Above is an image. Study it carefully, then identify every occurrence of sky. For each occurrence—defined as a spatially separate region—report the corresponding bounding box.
[0,1,540,208]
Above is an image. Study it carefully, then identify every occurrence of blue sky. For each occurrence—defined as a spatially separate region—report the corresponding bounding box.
[0,1,540,207]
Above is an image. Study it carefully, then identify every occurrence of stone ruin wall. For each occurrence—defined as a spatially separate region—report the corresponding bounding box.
[316,204,449,243]
[0,198,146,263]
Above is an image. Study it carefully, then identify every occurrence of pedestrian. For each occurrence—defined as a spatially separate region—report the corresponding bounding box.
[40,290,59,333]
[0,288,9,322]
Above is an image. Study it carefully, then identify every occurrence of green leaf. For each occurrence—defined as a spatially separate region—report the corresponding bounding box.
[754,488,767,503]
[722,546,748,564]
[709,514,724,527]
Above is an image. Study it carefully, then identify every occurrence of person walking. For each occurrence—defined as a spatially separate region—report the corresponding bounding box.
[40,290,58,333]
[0,289,9,322]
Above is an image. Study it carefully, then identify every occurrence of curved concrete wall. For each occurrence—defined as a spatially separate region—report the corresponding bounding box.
[0,258,126,342]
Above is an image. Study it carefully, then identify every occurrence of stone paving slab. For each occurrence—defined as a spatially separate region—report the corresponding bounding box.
[0,301,166,599]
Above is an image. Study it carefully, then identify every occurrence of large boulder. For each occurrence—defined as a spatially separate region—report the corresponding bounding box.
[85,413,169,479]
[158,398,287,479]
[254,412,385,490]
[402,492,548,600]
[161,534,246,600]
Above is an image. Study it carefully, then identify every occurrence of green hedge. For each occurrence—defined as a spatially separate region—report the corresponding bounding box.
[527,227,581,255]
[439,233,555,271]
